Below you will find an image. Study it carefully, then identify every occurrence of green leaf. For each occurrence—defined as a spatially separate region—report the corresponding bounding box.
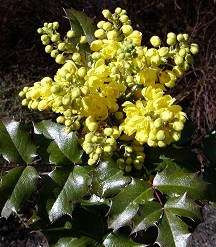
[132,201,162,233]
[0,120,37,163]
[0,167,24,208]
[103,233,145,247]
[65,8,96,44]
[164,193,201,220]
[156,210,190,247]
[48,141,71,165]
[108,179,154,231]
[92,159,131,198]
[34,120,83,164]
[156,194,201,247]
[153,166,207,199]
[1,166,38,218]
[48,167,72,187]
[54,236,96,247]
[49,166,91,222]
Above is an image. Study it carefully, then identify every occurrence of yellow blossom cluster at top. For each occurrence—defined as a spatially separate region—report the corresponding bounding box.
[19,7,199,171]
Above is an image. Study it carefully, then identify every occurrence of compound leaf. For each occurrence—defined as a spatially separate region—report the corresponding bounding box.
[153,166,207,199]
[108,179,154,231]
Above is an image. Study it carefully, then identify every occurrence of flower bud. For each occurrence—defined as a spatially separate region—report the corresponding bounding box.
[90,40,103,51]
[174,55,184,65]
[102,9,112,19]
[77,67,86,77]
[103,22,112,31]
[56,116,65,124]
[173,121,184,131]
[120,15,129,23]
[156,130,165,141]
[177,33,184,42]
[190,43,199,55]
[158,141,166,147]
[67,30,75,38]
[104,145,112,153]
[45,45,53,53]
[37,28,43,34]
[183,33,189,41]
[50,49,58,58]
[80,36,87,44]
[51,34,60,42]
[150,36,161,47]
[55,54,65,64]
[121,25,133,35]
[94,29,105,39]
[158,47,169,57]
[97,21,105,29]
[104,128,113,136]
[58,42,66,51]
[41,35,50,45]
[115,7,122,14]
[107,30,118,40]
[72,53,81,62]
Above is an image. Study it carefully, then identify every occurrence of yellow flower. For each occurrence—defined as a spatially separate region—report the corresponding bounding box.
[101,40,119,59]
[127,30,142,46]
[122,86,186,146]
[82,94,108,120]
[138,68,160,87]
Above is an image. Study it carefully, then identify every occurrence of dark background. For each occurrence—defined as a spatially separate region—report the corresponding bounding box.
[0,0,216,142]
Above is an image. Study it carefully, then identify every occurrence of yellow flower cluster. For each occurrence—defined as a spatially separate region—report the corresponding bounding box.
[19,7,198,170]
[122,86,186,147]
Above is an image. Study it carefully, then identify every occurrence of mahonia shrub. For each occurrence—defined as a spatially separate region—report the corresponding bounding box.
[19,8,199,171]
[2,6,215,247]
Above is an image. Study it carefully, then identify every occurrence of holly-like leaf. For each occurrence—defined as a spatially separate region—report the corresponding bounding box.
[54,236,97,247]
[49,166,91,222]
[0,167,23,208]
[156,210,190,247]
[132,201,162,233]
[47,141,71,165]
[65,8,96,44]
[156,194,201,247]
[1,166,38,218]
[34,120,83,164]
[48,167,72,187]
[0,120,37,163]
[153,166,207,199]
[164,193,201,220]
[103,233,145,247]
[108,179,154,231]
[92,159,131,198]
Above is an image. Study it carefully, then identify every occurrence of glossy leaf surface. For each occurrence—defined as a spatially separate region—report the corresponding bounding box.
[108,179,154,230]
[0,120,36,163]
[92,159,131,198]
[34,120,82,163]
[1,166,38,218]
[49,166,91,222]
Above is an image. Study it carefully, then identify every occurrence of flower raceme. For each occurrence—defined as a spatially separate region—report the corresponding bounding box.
[19,7,198,170]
